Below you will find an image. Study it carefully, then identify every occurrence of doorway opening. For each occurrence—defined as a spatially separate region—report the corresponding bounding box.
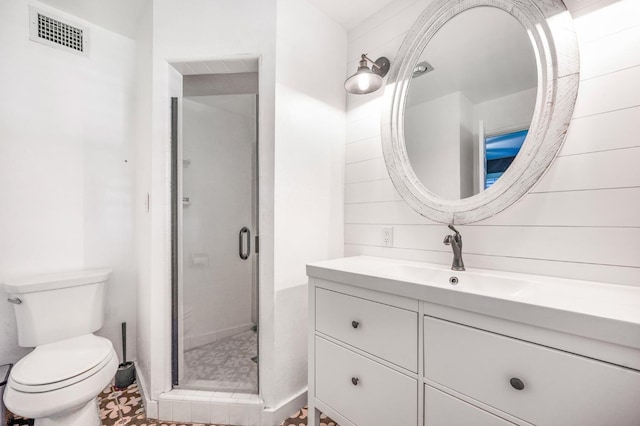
[171,59,259,394]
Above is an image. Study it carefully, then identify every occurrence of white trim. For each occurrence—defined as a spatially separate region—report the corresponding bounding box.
[261,388,307,426]
[381,0,580,224]
[135,361,159,419]
[477,120,485,195]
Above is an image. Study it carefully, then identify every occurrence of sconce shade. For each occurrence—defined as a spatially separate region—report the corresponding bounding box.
[345,55,390,94]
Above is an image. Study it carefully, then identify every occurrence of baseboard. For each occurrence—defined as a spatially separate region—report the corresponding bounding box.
[262,388,307,426]
[134,361,158,419]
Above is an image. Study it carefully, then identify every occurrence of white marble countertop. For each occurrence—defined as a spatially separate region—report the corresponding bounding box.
[307,256,640,351]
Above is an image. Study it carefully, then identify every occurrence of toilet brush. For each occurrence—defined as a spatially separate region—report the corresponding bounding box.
[114,322,136,389]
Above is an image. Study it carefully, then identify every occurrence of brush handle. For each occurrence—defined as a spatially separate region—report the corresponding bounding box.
[121,322,127,363]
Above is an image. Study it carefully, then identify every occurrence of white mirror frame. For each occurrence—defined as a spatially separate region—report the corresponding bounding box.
[382,0,579,224]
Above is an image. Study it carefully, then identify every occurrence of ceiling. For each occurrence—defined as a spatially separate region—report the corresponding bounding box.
[306,0,398,30]
[39,0,396,39]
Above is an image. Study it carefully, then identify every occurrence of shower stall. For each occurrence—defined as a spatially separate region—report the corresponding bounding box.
[170,69,259,394]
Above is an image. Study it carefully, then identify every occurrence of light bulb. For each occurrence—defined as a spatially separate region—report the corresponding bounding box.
[357,74,370,91]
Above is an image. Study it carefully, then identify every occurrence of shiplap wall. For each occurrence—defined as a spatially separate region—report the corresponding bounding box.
[344,0,640,287]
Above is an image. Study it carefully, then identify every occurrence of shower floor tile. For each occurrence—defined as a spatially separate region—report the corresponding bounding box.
[182,329,258,393]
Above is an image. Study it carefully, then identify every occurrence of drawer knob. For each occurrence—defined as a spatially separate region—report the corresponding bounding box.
[351,377,359,386]
[352,320,360,329]
[510,377,525,390]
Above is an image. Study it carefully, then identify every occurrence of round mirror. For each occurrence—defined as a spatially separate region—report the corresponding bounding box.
[382,0,579,224]
[405,7,537,199]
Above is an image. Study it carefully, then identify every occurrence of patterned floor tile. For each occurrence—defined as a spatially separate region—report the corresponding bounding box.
[280,407,338,426]
[183,330,257,394]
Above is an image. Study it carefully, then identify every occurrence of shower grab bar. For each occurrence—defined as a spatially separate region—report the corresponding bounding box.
[239,227,251,260]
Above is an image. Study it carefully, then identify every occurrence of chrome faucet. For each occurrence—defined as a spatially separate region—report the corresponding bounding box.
[443,224,465,271]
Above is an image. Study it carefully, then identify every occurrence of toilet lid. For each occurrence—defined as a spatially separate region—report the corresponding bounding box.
[10,334,114,392]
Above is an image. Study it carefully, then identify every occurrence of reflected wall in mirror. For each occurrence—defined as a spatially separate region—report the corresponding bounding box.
[404,7,537,200]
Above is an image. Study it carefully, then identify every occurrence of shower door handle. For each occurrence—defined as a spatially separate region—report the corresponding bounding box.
[239,227,251,260]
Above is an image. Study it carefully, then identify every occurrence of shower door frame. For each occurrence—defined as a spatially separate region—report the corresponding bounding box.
[170,93,260,391]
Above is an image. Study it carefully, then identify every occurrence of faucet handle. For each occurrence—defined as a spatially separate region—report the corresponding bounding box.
[448,224,462,245]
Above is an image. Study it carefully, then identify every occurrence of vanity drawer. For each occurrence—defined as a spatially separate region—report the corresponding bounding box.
[424,316,640,425]
[315,287,417,371]
[424,385,514,426]
[315,336,417,426]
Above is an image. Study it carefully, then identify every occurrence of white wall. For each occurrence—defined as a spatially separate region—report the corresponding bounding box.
[459,93,474,198]
[133,0,154,394]
[271,0,346,407]
[181,96,255,348]
[474,87,537,136]
[0,0,137,364]
[344,0,640,287]
[405,92,463,198]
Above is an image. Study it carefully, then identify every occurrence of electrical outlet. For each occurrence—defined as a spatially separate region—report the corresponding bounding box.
[382,227,393,247]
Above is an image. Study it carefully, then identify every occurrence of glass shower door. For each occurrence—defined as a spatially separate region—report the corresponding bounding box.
[172,94,258,394]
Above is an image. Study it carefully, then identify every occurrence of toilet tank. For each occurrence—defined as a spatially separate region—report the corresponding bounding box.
[3,269,111,347]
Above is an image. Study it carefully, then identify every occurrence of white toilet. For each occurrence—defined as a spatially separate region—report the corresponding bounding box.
[3,269,118,426]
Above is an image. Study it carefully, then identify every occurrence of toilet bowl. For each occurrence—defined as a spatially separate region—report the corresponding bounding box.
[2,269,115,425]
[4,334,118,425]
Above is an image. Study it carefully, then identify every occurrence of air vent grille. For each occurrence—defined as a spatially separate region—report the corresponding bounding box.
[37,13,83,52]
[29,6,89,56]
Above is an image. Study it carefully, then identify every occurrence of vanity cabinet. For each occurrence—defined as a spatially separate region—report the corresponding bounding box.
[315,287,417,372]
[309,281,419,426]
[424,385,514,425]
[423,316,640,425]
[315,336,417,426]
[307,272,640,426]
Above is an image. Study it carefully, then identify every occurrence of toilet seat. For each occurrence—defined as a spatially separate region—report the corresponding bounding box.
[3,335,119,421]
[10,334,114,393]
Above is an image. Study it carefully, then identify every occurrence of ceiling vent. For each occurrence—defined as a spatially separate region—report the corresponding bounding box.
[29,6,89,56]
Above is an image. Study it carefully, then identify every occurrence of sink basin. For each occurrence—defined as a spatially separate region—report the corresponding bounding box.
[368,261,534,298]
[367,262,447,284]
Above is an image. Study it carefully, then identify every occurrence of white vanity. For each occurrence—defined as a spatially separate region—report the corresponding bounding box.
[306,256,640,426]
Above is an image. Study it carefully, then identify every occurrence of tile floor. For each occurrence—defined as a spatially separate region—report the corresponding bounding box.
[5,382,337,426]
[280,408,337,426]
[182,330,258,394]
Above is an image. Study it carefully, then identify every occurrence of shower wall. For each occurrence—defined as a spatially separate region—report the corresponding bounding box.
[181,96,257,350]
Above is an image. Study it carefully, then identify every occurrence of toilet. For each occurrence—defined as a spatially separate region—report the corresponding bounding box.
[2,269,118,426]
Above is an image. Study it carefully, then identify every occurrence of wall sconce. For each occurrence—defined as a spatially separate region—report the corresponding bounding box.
[344,54,390,94]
